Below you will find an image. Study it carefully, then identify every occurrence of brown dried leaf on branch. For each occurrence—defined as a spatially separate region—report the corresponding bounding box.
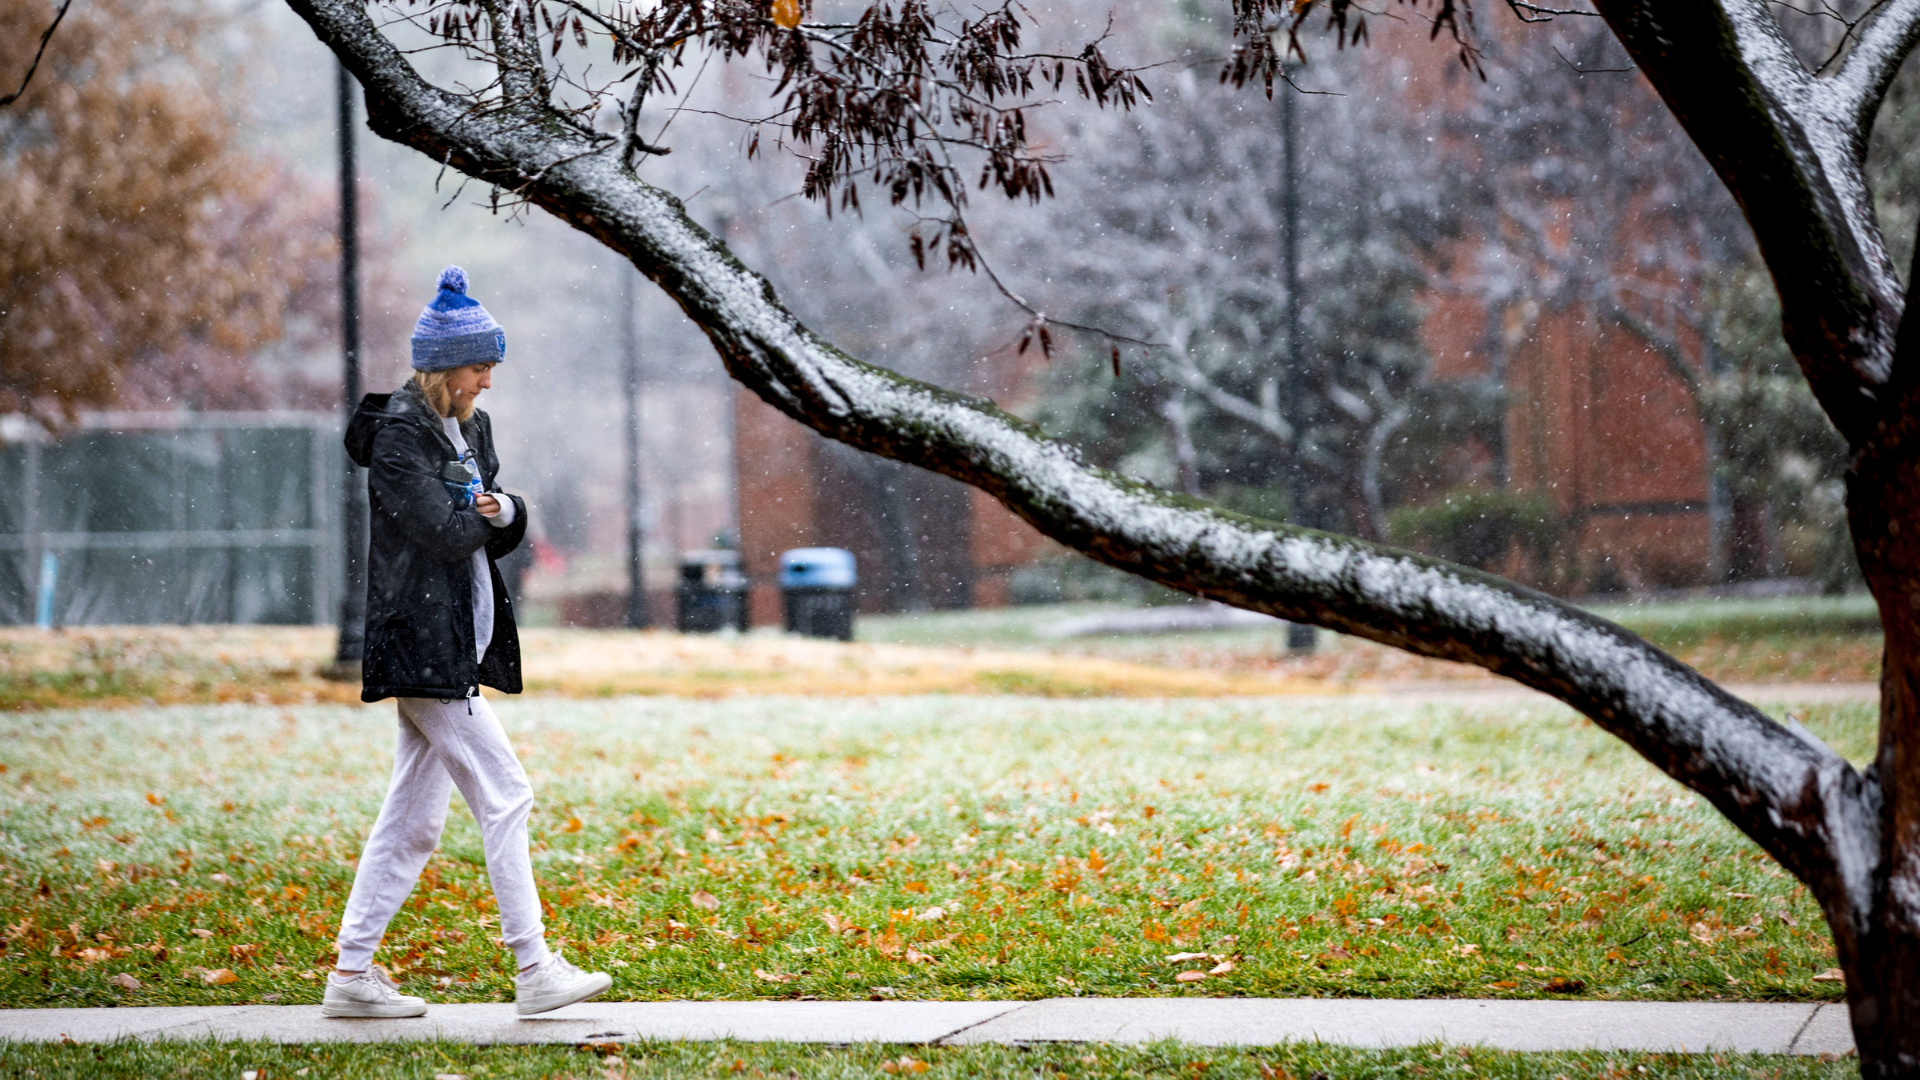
[1223,0,1488,98]
[400,0,1148,279]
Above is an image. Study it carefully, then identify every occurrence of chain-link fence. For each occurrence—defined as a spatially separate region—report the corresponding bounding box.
[0,412,341,626]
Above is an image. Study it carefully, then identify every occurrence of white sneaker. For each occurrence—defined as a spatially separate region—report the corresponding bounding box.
[321,967,428,1018]
[514,951,612,1016]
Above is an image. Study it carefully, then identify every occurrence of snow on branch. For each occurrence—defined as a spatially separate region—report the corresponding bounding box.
[1719,0,1815,104]
[1821,0,1920,144]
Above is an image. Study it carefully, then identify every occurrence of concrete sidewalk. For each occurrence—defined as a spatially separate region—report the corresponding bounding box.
[0,1000,1853,1055]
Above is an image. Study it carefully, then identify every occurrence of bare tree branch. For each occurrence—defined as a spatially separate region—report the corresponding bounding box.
[1823,0,1920,154]
[1360,398,1409,543]
[0,0,74,109]
[1147,350,1296,442]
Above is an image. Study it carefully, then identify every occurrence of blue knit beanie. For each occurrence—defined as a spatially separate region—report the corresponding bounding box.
[410,266,506,371]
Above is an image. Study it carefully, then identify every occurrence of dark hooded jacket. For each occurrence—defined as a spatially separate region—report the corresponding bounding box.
[344,380,528,702]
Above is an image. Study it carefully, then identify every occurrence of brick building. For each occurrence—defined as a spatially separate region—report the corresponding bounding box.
[731,387,1051,624]
[1425,298,1715,592]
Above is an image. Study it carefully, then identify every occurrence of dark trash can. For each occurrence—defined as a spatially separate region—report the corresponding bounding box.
[780,547,857,641]
[675,549,749,633]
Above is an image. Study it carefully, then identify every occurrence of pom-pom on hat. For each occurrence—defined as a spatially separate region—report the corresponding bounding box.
[410,265,506,371]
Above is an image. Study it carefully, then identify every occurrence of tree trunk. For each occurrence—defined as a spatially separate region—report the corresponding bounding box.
[1159,390,1202,497]
[1726,495,1773,582]
[1845,399,1920,1075]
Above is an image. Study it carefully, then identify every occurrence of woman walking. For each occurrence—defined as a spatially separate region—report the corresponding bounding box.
[323,267,611,1018]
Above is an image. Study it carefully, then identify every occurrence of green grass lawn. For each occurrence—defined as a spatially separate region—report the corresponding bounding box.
[0,1039,1861,1079]
[856,595,1881,653]
[0,596,1884,713]
[0,693,1865,1010]
[1581,595,1882,647]
[855,596,1885,685]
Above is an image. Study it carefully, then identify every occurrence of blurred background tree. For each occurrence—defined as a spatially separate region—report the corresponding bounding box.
[1032,12,1479,543]
[0,0,355,421]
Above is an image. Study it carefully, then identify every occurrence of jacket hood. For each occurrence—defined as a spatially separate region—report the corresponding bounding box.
[345,381,464,468]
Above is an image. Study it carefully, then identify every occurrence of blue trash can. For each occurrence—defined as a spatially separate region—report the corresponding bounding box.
[779,547,857,641]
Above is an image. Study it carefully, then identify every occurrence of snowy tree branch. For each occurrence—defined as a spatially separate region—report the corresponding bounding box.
[1595,0,1900,448]
[1722,0,1815,103]
[1824,0,1920,140]
[0,0,73,109]
[1147,350,1295,443]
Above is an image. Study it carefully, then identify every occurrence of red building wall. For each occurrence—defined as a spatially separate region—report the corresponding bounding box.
[732,387,1050,624]
[733,388,821,625]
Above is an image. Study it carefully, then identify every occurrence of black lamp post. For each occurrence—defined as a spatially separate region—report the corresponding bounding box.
[333,61,368,669]
[622,267,650,629]
[1281,76,1315,655]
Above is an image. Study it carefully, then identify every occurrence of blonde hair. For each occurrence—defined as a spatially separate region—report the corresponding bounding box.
[412,368,474,422]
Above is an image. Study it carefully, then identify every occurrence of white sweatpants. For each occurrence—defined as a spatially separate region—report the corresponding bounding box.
[335,695,550,972]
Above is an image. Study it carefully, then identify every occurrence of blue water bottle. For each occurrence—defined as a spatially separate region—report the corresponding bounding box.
[441,456,483,509]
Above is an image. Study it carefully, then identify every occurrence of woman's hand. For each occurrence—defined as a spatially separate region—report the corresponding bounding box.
[475,493,502,517]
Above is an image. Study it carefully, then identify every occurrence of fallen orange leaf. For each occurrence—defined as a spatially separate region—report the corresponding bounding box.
[753,968,798,983]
